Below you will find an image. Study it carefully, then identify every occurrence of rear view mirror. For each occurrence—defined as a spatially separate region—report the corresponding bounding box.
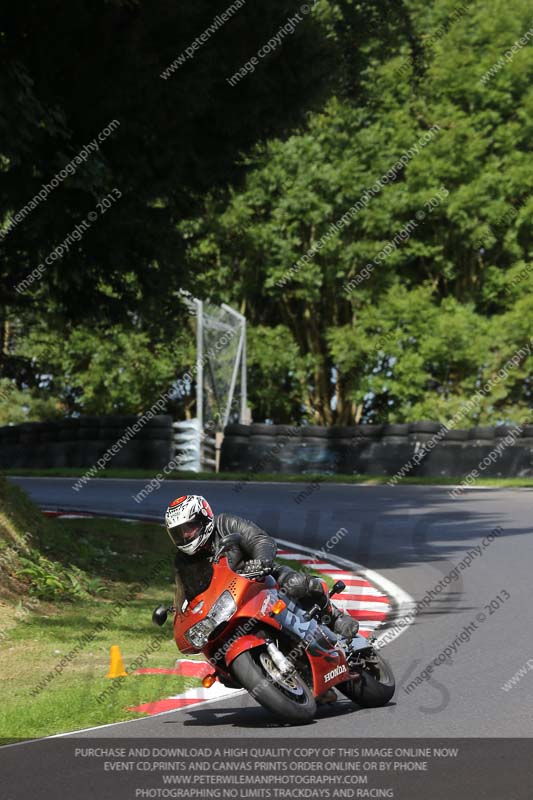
[329,580,346,598]
[152,605,168,626]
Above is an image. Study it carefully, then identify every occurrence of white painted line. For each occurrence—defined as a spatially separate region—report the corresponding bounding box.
[166,683,242,702]
[312,570,367,581]
[340,587,388,598]
[40,506,163,523]
[339,600,391,613]
[276,552,312,559]
[277,555,340,570]
[356,621,383,630]
[1,691,248,748]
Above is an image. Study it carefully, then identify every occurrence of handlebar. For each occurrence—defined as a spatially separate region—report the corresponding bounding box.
[238,568,272,579]
[304,602,324,620]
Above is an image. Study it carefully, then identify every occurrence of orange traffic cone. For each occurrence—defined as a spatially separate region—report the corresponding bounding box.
[106,645,128,679]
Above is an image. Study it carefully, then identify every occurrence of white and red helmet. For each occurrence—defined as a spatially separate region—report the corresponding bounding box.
[165,495,215,555]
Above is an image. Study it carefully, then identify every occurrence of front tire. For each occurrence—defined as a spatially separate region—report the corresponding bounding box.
[338,652,395,708]
[230,647,316,724]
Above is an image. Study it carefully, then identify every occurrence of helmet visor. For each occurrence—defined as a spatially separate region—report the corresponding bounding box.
[168,515,205,548]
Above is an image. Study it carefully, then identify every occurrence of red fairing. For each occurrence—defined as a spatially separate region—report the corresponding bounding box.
[224,634,267,666]
[172,555,354,700]
[309,648,351,694]
[173,560,280,656]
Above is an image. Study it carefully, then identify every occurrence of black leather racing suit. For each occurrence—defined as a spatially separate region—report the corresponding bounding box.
[174,513,359,639]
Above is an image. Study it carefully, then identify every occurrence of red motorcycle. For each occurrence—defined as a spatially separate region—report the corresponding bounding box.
[153,534,395,724]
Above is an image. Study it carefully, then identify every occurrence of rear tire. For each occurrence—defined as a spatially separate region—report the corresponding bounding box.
[230,647,316,724]
[338,652,395,708]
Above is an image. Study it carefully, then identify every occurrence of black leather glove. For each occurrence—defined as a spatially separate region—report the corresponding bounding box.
[308,577,329,608]
[333,614,360,640]
[241,559,272,576]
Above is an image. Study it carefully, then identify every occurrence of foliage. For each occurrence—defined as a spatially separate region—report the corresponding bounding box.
[0,0,331,365]
[182,0,533,423]
[246,325,309,422]
[1,0,532,425]
[0,512,187,741]
[15,554,99,601]
[14,320,194,418]
[0,475,106,600]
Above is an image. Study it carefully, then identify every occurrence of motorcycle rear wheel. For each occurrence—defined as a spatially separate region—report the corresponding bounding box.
[230,647,316,724]
[338,652,395,708]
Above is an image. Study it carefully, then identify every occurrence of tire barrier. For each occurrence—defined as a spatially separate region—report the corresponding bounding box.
[2,417,532,477]
[0,415,173,470]
[220,422,533,478]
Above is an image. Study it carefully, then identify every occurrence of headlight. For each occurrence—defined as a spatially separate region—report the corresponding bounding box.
[185,591,237,648]
[186,618,217,648]
[210,591,237,623]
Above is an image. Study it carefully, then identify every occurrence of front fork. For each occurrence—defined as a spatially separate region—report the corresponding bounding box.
[264,639,295,677]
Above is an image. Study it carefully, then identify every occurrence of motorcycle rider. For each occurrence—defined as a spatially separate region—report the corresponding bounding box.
[165,494,359,702]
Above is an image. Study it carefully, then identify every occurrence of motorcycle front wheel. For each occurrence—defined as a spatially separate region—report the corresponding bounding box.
[230,646,316,724]
[338,651,395,708]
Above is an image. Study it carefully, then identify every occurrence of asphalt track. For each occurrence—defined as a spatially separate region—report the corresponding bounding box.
[8,477,533,739]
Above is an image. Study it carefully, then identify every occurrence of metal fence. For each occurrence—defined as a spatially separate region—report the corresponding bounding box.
[174,295,249,472]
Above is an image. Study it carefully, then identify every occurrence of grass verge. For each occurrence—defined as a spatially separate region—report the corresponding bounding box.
[5,467,533,488]
[0,478,332,742]
[0,480,196,741]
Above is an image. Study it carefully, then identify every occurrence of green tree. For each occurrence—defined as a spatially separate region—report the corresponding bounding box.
[0,320,195,423]
[0,0,331,339]
[184,0,533,424]
[3,0,533,426]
